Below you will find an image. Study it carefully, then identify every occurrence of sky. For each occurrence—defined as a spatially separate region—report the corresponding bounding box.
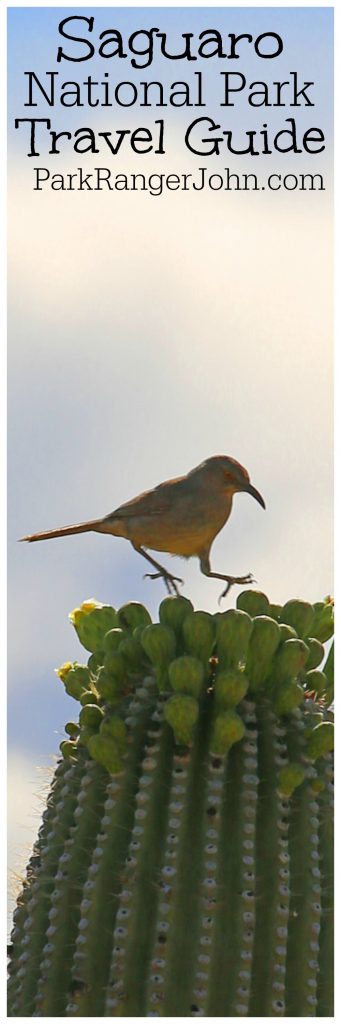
[7,5,333,905]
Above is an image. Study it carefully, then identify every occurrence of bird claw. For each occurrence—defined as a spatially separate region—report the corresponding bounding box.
[143,571,184,596]
[218,572,256,604]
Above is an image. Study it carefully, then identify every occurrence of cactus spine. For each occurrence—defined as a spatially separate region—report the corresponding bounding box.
[8,594,334,1017]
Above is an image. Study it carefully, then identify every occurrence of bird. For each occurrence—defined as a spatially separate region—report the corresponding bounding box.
[20,455,265,599]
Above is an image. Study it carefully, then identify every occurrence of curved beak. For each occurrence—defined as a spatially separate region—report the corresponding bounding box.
[244,482,266,509]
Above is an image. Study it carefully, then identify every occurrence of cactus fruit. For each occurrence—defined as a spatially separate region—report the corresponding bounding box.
[182,610,216,666]
[245,615,281,690]
[210,708,246,755]
[141,623,176,691]
[310,598,334,643]
[305,637,325,671]
[8,592,333,1017]
[164,693,199,745]
[69,600,118,652]
[304,670,328,695]
[214,668,249,708]
[168,656,204,698]
[159,595,194,639]
[324,641,334,707]
[279,600,315,639]
[237,590,269,616]
[65,722,79,738]
[215,609,253,670]
[116,601,152,632]
[305,722,334,760]
[271,638,309,687]
[278,623,298,644]
[57,663,91,701]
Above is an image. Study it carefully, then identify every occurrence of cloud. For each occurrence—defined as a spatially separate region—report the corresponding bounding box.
[7,751,55,927]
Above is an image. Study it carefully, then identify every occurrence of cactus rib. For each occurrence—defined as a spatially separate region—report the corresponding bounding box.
[65,694,153,1016]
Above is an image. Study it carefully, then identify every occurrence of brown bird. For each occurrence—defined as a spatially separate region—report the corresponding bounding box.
[20,455,265,599]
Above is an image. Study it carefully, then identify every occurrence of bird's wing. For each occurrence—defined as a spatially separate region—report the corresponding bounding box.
[104,477,184,522]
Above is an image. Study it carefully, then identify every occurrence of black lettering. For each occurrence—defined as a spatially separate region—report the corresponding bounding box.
[157,31,197,63]
[99,29,126,60]
[302,127,325,153]
[185,117,223,156]
[24,71,56,106]
[57,16,95,63]
[129,28,159,69]
[197,30,226,59]
[228,33,252,59]
[254,32,283,58]
[14,118,51,157]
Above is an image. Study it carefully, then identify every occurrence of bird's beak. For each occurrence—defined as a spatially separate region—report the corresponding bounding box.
[243,483,266,509]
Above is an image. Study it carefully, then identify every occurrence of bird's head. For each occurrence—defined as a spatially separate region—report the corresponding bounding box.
[198,455,266,509]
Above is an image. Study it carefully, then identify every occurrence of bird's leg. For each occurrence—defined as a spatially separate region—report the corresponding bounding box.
[199,554,255,602]
[132,544,184,596]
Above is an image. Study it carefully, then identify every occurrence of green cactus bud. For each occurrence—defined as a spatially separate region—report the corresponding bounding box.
[305,637,325,671]
[99,714,127,753]
[159,596,194,637]
[56,663,90,700]
[87,733,124,775]
[278,762,306,796]
[132,624,146,643]
[305,721,334,760]
[78,726,98,747]
[103,628,124,653]
[271,638,309,686]
[279,623,298,643]
[305,669,327,695]
[168,656,204,698]
[56,661,73,682]
[237,590,269,616]
[103,650,127,684]
[69,600,118,652]
[310,598,334,642]
[117,602,152,633]
[214,669,249,709]
[79,704,104,729]
[164,694,199,746]
[210,709,245,756]
[87,651,104,675]
[267,603,282,621]
[118,635,145,673]
[302,710,324,739]
[79,690,98,707]
[141,623,176,664]
[324,641,334,706]
[59,739,78,760]
[64,722,80,737]
[245,616,281,690]
[310,777,325,794]
[182,611,215,665]
[63,676,87,700]
[279,599,315,639]
[96,667,124,703]
[215,608,253,670]
[273,680,305,716]
[141,624,176,691]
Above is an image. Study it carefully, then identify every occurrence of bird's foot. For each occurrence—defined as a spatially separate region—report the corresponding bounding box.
[143,570,184,596]
[218,572,255,604]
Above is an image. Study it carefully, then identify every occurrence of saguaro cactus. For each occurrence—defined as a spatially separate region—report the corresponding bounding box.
[8,593,334,1017]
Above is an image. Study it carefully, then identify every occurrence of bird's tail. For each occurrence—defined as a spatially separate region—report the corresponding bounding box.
[20,519,104,543]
